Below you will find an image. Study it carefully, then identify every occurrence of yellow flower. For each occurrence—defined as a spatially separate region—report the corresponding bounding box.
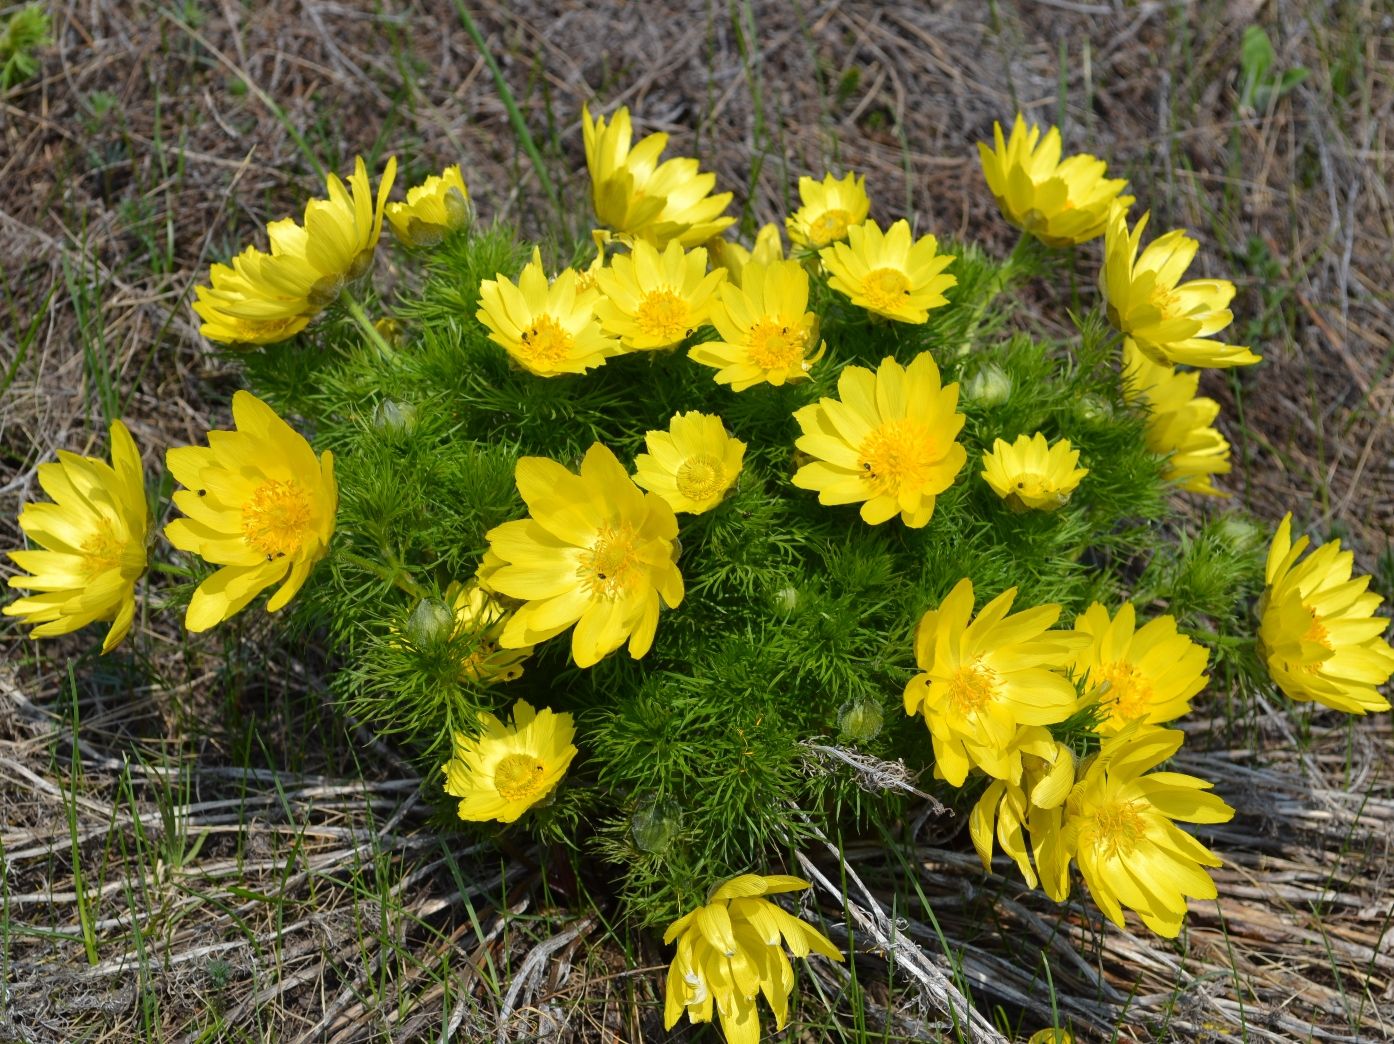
[1028,1030,1074,1044]
[594,239,726,351]
[793,353,966,528]
[1257,513,1394,714]
[193,156,397,345]
[691,258,824,391]
[165,391,337,632]
[1102,209,1260,369]
[5,420,148,652]
[980,432,1088,511]
[663,874,842,1044]
[1072,603,1209,734]
[819,219,956,324]
[634,412,746,514]
[903,578,1083,786]
[386,164,470,246]
[480,443,684,668]
[582,104,734,248]
[443,581,533,684]
[1062,726,1233,938]
[1122,340,1232,495]
[786,172,870,249]
[442,699,577,823]
[977,114,1133,246]
[477,247,622,376]
[969,734,1075,889]
[708,223,784,287]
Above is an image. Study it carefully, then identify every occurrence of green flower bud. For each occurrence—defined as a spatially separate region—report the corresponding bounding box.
[405,597,454,648]
[631,797,681,854]
[838,698,884,744]
[1214,515,1263,552]
[770,585,801,616]
[964,363,1011,405]
[373,398,416,437]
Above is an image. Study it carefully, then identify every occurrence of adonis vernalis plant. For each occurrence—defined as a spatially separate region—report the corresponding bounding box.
[10,105,1391,1041]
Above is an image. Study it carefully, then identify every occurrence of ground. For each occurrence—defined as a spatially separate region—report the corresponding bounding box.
[1,1,1391,1041]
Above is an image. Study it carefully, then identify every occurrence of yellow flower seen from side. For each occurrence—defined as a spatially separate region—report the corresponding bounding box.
[787,172,870,249]
[819,219,956,324]
[1122,339,1232,496]
[481,443,684,668]
[903,578,1085,787]
[634,412,746,515]
[1072,602,1209,734]
[444,581,533,684]
[977,114,1133,246]
[663,874,843,1044]
[582,104,734,248]
[692,258,824,391]
[969,733,1075,889]
[793,353,966,528]
[708,222,784,287]
[594,239,726,351]
[165,391,337,632]
[386,164,470,247]
[5,420,149,652]
[193,156,397,346]
[442,699,577,823]
[477,248,622,377]
[1102,208,1260,369]
[1257,513,1394,714]
[980,432,1088,511]
[1062,725,1233,938]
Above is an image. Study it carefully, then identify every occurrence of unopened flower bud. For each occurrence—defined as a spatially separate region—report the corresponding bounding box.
[838,698,884,744]
[373,398,416,437]
[405,597,454,648]
[964,363,1011,405]
[1214,515,1263,552]
[631,797,681,854]
[770,585,801,616]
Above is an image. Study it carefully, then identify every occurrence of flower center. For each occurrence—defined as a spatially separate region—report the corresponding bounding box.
[493,753,547,801]
[746,318,809,370]
[1148,284,1183,320]
[80,521,126,579]
[676,456,727,503]
[242,480,313,560]
[808,208,852,246]
[635,289,691,343]
[1091,799,1147,858]
[857,418,940,494]
[946,661,998,716]
[1099,661,1153,722]
[578,523,642,599]
[861,268,911,311]
[1302,607,1331,650]
[519,315,574,366]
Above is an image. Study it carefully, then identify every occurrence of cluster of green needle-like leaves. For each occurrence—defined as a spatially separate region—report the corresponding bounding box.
[238,222,1268,928]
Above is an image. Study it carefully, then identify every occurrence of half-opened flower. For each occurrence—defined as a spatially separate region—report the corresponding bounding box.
[786,172,870,249]
[5,420,149,652]
[1072,602,1209,733]
[442,699,577,823]
[664,874,842,1044]
[1258,513,1394,714]
[386,164,470,246]
[708,222,784,287]
[980,432,1087,511]
[793,353,965,528]
[903,578,1083,786]
[1102,209,1260,369]
[1061,725,1233,938]
[582,104,734,248]
[477,247,622,376]
[193,156,397,346]
[443,581,533,684]
[1122,340,1231,495]
[634,412,746,514]
[977,114,1133,246]
[481,443,683,668]
[969,733,1075,890]
[691,258,823,390]
[594,239,725,351]
[820,219,956,324]
[165,391,337,632]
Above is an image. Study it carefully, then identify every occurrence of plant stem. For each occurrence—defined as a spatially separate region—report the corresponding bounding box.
[339,549,427,600]
[340,292,397,360]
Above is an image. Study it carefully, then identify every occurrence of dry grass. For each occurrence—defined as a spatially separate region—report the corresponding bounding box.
[1,1,1392,1040]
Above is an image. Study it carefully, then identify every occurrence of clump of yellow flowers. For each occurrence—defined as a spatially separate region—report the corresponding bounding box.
[10,102,1391,1044]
